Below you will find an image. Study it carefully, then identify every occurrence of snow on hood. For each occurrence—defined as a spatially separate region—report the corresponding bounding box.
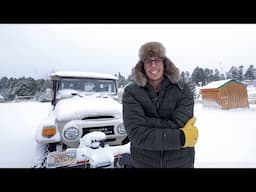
[55,95,122,121]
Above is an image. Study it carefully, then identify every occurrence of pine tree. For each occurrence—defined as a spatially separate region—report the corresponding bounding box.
[244,65,256,80]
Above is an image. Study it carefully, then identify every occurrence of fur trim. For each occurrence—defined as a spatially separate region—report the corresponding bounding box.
[133,61,147,87]
[133,42,180,87]
[164,57,180,84]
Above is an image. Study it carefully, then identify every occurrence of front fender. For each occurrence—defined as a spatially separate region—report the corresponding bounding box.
[35,113,61,144]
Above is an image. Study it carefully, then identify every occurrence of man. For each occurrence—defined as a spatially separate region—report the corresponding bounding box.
[122,41,198,168]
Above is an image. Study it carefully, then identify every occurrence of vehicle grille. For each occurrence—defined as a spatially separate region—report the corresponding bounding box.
[82,126,114,136]
[105,138,116,142]
[82,116,114,120]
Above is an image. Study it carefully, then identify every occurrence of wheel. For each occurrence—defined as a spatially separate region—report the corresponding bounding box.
[31,143,61,168]
[31,143,50,168]
[114,153,133,168]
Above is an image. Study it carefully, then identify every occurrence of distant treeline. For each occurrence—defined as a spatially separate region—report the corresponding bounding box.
[0,77,51,100]
[1,64,256,100]
[125,64,256,96]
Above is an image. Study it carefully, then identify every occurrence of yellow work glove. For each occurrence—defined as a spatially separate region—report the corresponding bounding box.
[180,117,199,148]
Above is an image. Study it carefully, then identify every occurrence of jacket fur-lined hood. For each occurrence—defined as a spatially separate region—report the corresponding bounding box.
[132,41,180,87]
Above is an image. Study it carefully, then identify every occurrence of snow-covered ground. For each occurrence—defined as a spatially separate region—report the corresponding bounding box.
[0,100,256,168]
[0,101,51,168]
[194,103,256,168]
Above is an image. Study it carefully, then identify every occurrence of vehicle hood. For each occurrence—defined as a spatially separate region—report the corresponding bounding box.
[54,95,122,121]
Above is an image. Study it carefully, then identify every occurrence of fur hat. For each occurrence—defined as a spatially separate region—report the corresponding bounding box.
[133,41,180,87]
[139,41,166,61]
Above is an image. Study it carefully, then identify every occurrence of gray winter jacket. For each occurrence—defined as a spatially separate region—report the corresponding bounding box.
[122,77,195,168]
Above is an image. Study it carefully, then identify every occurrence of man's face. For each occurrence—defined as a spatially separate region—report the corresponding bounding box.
[143,57,164,82]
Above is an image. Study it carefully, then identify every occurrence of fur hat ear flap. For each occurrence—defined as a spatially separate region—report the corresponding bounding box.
[133,60,147,87]
[164,57,180,83]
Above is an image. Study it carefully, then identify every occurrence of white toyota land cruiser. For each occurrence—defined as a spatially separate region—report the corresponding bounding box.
[34,71,130,168]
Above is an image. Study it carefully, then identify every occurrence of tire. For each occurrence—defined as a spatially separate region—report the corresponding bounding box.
[114,153,134,168]
[31,143,57,168]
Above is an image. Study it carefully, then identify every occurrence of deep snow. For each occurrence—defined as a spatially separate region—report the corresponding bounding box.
[0,101,256,168]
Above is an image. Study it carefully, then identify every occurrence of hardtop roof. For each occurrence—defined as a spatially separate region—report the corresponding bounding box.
[50,71,118,80]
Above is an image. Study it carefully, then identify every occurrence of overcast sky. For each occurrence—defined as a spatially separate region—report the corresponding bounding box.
[1,24,256,79]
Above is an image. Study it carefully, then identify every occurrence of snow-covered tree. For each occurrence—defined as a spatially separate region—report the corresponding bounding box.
[117,72,126,88]
[180,71,190,82]
[180,71,186,82]
[238,65,244,81]
[191,67,206,86]
[220,73,225,80]
[226,66,239,80]
[213,69,221,81]
[14,77,37,96]
[244,65,256,80]
[0,77,8,89]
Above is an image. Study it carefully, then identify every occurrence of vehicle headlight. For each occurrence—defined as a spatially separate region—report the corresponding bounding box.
[64,127,80,140]
[117,123,126,134]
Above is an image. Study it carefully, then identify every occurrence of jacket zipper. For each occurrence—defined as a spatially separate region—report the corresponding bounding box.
[153,91,165,168]
[156,95,164,168]
[162,130,166,168]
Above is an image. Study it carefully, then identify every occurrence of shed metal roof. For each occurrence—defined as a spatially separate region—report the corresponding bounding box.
[200,79,246,90]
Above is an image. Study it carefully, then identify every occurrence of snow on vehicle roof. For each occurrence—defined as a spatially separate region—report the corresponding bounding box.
[200,79,245,89]
[51,71,118,80]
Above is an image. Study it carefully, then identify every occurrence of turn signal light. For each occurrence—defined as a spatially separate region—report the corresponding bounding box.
[42,127,56,137]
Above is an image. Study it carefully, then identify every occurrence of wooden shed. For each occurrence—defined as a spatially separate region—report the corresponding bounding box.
[200,79,249,110]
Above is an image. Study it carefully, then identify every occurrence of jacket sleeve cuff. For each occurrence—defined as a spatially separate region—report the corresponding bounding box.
[180,130,185,146]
